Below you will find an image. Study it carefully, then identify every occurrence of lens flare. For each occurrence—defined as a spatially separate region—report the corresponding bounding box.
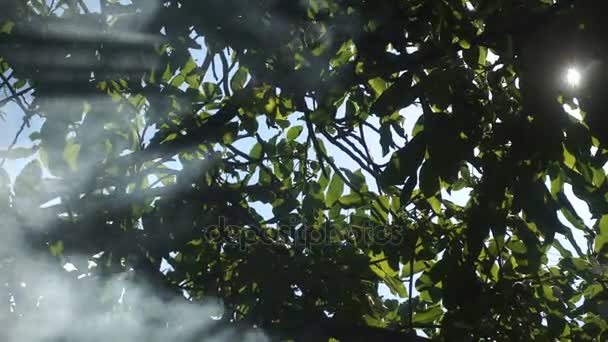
[566,67,581,87]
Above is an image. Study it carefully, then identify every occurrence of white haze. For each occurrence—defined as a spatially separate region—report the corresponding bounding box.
[0,177,262,340]
[0,2,269,341]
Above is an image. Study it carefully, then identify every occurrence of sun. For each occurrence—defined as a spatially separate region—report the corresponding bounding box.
[565,67,581,87]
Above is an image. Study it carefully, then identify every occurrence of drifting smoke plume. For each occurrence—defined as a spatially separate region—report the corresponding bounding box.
[0,2,268,341]
[0,233,267,342]
[0,163,266,341]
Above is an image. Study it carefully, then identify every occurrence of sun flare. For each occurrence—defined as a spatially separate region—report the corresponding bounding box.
[566,67,581,87]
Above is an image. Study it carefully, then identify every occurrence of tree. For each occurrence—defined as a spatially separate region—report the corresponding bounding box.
[1,0,608,340]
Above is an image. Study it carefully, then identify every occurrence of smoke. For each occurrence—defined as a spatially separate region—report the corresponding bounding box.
[0,0,369,340]
[0,110,258,341]
[0,1,162,92]
[0,211,268,342]
[0,2,270,341]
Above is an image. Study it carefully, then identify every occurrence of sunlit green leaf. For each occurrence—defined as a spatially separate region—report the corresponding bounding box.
[63,141,80,171]
[286,126,304,141]
[250,143,263,160]
[326,173,344,206]
[230,67,248,92]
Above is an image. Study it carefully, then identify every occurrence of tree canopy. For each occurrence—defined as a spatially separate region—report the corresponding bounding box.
[1,0,608,340]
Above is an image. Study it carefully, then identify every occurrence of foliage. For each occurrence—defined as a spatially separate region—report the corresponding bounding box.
[1,0,608,340]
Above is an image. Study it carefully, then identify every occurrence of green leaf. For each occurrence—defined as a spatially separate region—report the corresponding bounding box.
[202,82,221,100]
[458,39,471,49]
[162,133,179,143]
[13,79,26,90]
[343,169,366,190]
[318,172,330,190]
[552,239,573,258]
[170,74,185,87]
[463,46,487,69]
[326,173,344,206]
[550,171,564,196]
[423,70,453,110]
[401,260,430,277]
[250,143,263,160]
[542,285,558,302]
[339,193,364,208]
[563,146,576,170]
[427,197,442,214]
[161,64,173,83]
[371,195,390,223]
[50,240,64,257]
[592,167,606,187]
[0,21,15,34]
[379,124,392,156]
[380,134,425,186]
[230,67,248,92]
[309,108,332,126]
[385,277,408,298]
[29,132,42,141]
[412,305,443,324]
[370,73,417,117]
[369,252,398,278]
[330,40,355,68]
[63,141,81,171]
[594,215,608,253]
[507,240,527,254]
[419,161,440,197]
[286,126,304,141]
[368,77,388,97]
[181,57,197,75]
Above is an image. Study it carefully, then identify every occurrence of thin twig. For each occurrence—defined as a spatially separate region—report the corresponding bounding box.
[0,73,34,168]
[78,0,90,14]
[357,125,375,164]
[0,73,32,115]
[408,229,416,330]
[0,87,34,107]
[304,113,330,179]
[321,130,378,176]
[218,50,231,95]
